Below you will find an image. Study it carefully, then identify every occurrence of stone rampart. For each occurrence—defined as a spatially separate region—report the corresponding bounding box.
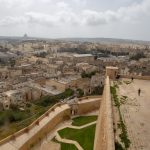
[94,76,115,150]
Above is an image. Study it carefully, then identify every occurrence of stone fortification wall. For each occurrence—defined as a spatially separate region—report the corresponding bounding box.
[46,79,68,92]
[119,74,150,80]
[94,76,115,150]
[78,97,100,114]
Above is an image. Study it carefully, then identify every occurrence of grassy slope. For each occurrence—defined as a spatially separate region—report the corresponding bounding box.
[0,104,49,140]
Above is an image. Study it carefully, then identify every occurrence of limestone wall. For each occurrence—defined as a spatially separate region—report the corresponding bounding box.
[78,98,101,114]
[46,79,68,92]
[119,74,150,80]
[94,76,115,150]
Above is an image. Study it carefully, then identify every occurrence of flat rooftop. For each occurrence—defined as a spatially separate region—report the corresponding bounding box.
[4,90,20,97]
[73,54,93,57]
[117,79,150,150]
[106,66,118,69]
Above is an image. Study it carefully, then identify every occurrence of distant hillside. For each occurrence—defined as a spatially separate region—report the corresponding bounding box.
[57,37,150,45]
[0,36,150,45]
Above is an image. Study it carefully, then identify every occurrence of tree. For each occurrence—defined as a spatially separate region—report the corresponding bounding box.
[10,59,16,67]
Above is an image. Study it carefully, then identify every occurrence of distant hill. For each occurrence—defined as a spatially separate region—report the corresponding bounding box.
[57,37,150,45]
[0,36,150,45]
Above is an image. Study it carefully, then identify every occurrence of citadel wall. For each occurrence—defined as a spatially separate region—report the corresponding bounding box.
[94,76,115,150]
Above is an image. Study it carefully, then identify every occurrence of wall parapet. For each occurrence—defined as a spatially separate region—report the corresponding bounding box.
[119,74,150,80]
[78,95,102,101]
[94,76,115,150]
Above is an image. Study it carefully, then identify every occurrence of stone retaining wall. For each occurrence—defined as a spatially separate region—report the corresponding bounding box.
[78,98,100,114]
[119,74,150,80]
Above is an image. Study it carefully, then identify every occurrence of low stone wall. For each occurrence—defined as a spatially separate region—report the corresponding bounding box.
[78,98,101,114]
[78,95,102,101]
[94,76,115,150]
[119,74,150,80]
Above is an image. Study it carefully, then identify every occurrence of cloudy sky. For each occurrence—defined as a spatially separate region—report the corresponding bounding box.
[0,0,150,40]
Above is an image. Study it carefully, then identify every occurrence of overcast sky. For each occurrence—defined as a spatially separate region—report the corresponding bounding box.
[0,0,149,40]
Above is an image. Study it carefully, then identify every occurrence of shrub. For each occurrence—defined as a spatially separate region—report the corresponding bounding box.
[91,86,104,95]
[77,88,84,97]
[0,113,5,126]
[81,71,97,78]
[115,141,124,150]
[34,88,74,107]
[130,52,146,61]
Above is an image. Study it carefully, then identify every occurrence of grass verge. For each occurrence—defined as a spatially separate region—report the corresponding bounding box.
[111,84,131,150]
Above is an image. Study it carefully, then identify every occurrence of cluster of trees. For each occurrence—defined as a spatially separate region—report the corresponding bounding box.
[34,52,47,58]
[0,109,29,126]
[10,59,16,67]
[59,46,129,58]
[59,47,89,54]
[81,71,97,78]
[0,47,9,52]
[93,49,129,56]
[130,52,146,60]
[76,88,84,98]
[34,88,74,107]
[91,86,104,95]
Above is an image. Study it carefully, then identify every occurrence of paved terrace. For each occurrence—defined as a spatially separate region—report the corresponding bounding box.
[0,97,101,150]
[118,79,150,150]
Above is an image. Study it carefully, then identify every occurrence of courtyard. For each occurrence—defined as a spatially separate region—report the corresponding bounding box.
[116,79,150,150]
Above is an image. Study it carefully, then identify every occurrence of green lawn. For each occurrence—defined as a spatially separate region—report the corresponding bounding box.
[52,138,78,150]
[61,143,78,150]
[58,124,96,150]
[72,116,97,126]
